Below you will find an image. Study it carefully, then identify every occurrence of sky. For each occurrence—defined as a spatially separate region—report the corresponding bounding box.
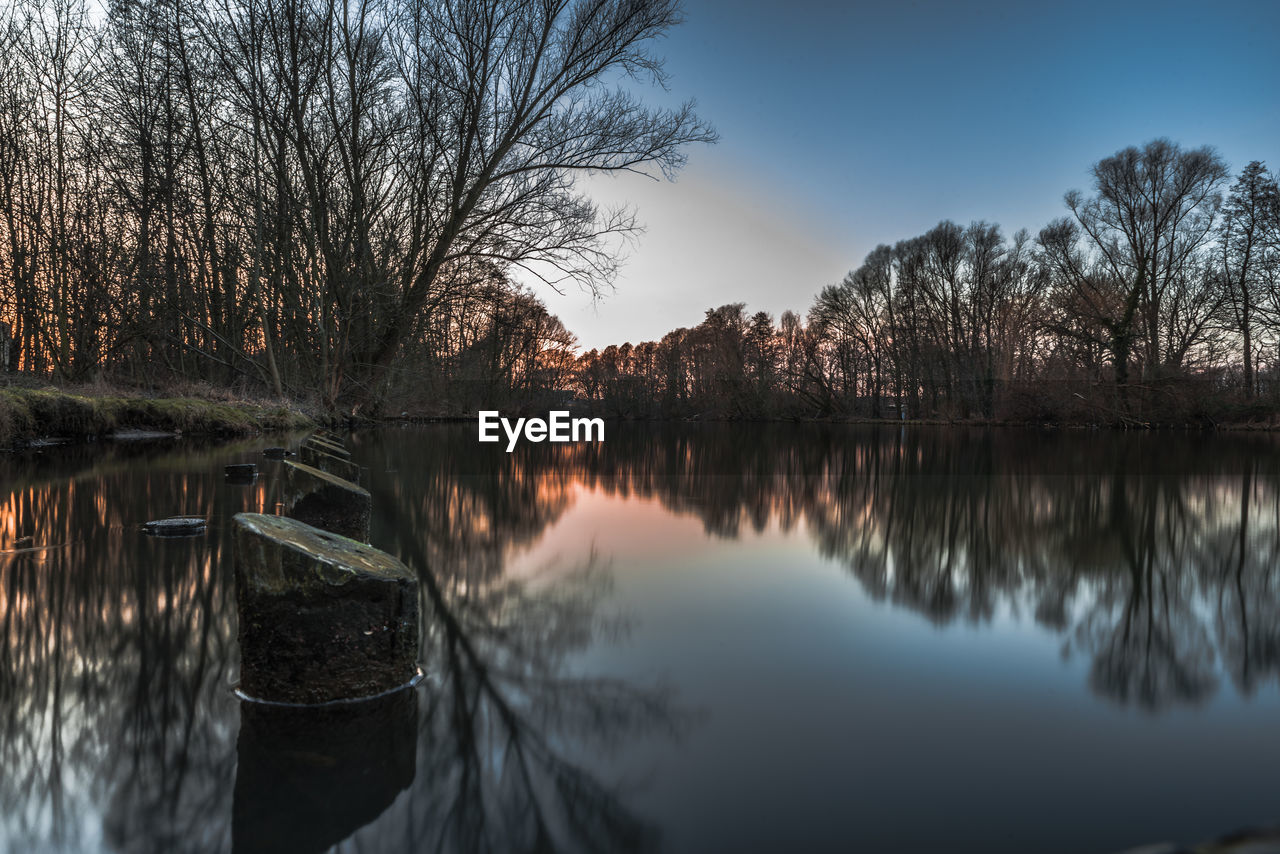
[546,0,1280,351]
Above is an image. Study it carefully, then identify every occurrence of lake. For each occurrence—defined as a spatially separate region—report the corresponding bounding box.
[2,424,1279,853]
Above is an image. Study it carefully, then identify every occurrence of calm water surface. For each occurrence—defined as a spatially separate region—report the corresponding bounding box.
[2,424,1280,853]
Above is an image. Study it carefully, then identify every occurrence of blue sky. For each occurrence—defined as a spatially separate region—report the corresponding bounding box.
[559,0,1280,350]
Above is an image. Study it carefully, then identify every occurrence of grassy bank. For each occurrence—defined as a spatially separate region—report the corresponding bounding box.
[0,386,314,449]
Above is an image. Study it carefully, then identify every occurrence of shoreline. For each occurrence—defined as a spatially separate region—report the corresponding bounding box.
[0,386,315,451]
[8,386,1279,450]
[383,412,1280,432]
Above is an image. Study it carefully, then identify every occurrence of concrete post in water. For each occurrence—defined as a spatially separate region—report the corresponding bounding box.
[233,513,419,704]
[305,436,351,459]
[310,427,346,445]
[306,431,347,449]
[281,460,370,541]
[299,444,362,484]
[142,516,208,537]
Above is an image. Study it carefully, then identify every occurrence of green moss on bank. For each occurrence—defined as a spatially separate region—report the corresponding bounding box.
[0,387,314,448]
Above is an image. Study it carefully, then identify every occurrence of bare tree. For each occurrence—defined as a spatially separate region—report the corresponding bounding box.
[1217,161,1280,399]
[328,0,716,411]
[1039,139,1228,411]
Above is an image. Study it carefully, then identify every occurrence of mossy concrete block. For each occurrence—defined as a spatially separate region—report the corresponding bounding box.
[282,460,370,541]
[299,444,362,484]
[233,513,419,704]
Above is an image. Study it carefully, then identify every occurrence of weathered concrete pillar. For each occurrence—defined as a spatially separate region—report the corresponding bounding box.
[232,687,417,854]
[281,460,370,541]
[299,444,362,483]
[234,513,419,704]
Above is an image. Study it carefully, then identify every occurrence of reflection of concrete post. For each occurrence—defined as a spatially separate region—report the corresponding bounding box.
[281,461,371,541]
[232,687,418,854]
[233,513,419,704]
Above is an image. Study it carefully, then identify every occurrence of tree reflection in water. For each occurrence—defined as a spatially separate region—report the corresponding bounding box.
[369,423,1280,714]
[0,437,687,853]
[2,425,1280,851]
[0,441,247,854]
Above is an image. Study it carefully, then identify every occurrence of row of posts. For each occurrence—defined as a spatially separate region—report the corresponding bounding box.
[228,430,422,853]
[233,429,421,705]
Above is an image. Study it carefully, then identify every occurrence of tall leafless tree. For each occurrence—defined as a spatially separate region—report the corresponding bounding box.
[1217,161,1280,399]
[1039,140,1228,411]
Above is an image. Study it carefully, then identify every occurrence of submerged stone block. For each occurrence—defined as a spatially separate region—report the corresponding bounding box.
[299,444,362,484]
[281,460,371,541]
[233,513,419,704]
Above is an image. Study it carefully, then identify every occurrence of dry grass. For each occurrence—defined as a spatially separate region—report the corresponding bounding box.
[0,384,314,448]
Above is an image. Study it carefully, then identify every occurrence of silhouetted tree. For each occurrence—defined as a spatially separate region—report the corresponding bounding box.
[1039,140,1228,415]
[1217,161,1280,399]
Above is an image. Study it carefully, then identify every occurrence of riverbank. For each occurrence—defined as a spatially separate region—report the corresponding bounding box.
[387,410,1280,431]
[0,386,314,450]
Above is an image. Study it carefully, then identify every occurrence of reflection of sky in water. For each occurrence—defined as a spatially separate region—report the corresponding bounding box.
[3,426,1280,853]
[482,455,1280,853]
[544,485,1280,852]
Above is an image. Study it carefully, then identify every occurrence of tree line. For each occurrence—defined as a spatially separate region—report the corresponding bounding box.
[0,0,711,412]
[570,141,1280,424]
[0,0,1276,430]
